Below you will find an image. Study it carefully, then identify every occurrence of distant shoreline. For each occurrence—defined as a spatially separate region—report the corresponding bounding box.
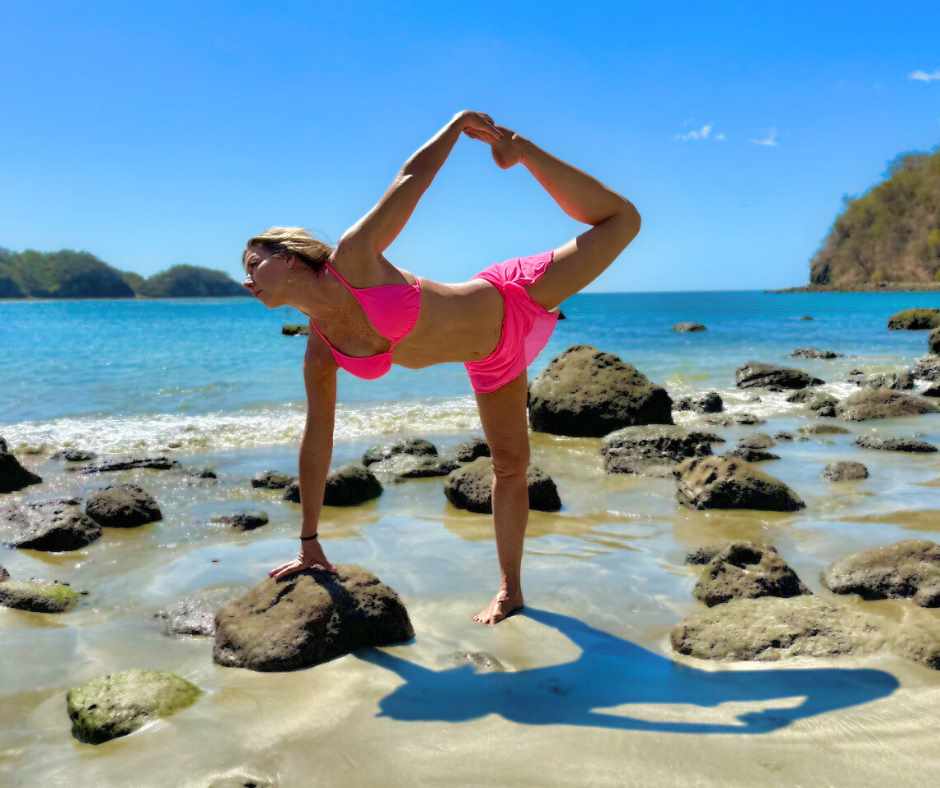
[770,283,940,294]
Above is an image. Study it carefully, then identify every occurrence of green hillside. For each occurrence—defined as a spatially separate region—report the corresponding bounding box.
[135,264,245,297]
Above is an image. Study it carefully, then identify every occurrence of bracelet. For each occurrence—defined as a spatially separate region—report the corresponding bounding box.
[299,534,319,541]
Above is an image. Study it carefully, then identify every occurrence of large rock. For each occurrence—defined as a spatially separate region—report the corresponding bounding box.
[836,389,937,421]
[855,435,937,453]
[362,438,438,467]
[786,389,838,416]
[0,579,80,613]
[673,322,706,332]
[791,348,842,359]
[0,499,101,551]
[692,542,810,607]
[211,511,269,531]
[369,454,460,482]
[0,451,42,493]
[887,308,940,330]
[452,436,491,463]
[213,565,414,671]
[85,484,162,528]
[823,461,869,482]
[675,456,805,512]
[67,670,202,744]
[735,362,822,390]
[600,425,713,477]
[284,464,383,506]
[725,447,779,463]
[670,596,887,661]
[737,433,775,449]
[77,456,179,474]
[443,457,561,513]
[155,587,242,637]
[251,470,295,489]
[528,345,673,437]
[674,392,723,414]
[823,540,940,607]
[848,370,915,390]
[911,355,940,381]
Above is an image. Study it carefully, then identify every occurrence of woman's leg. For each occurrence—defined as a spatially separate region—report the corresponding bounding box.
[472,369,531,625]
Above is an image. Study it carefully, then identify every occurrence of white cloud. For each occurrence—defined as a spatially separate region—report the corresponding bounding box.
[910,69,940,82]
[674,123,722,142]
[715,132,727,141]
[750,128,778,147]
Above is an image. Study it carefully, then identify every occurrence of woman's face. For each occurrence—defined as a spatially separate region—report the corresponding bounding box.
[242,244,292,307]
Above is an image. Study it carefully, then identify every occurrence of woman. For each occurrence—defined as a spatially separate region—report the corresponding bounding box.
[243,110,641,625]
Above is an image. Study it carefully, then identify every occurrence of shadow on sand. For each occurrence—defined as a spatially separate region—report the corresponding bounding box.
[357,606,899,734]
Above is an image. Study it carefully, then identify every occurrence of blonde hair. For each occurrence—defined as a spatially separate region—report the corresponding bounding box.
[244,227,333,275]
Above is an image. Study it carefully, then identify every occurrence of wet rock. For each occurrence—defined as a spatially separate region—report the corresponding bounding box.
[735,362,823,390]
[188,467,217,480]
[848,370,915,390]
[0,499,101,551]
[692,542,810,607]
[930,329,940,355]
[703,415,734,427]
[737,433,775,449]
[369,454,460,482]
[77,456,179,474]
[674,392,723,414]
[51,449,97,462]
[786,389,835,409]
[923,384,940,398]
[685,544,727,565]
[0,450,42,494]
[155,587,242,637]
[444,457,561,513]
[600,425,713,477]
[725,447,779,463]
[824,540,940,607]
[85,484,162,528]
[67,670,202,744]
[213,565,414,671]
[670,596,886,661]
[212,511,269,531]
[673,322,706,332]
[911,355,940,381]
[836,389,937,421]
[733,413,765,426]
[893,614,940,670]
[527,345,673,437]
[791,348,842,359]
[0,579,80,613]
[855,435,937,453]
[281,323,309,336]
[452,436,490,463]
[823,461,869,482]
[675,456,805,512]
[283,465,383,506]
[799,424,850,436]
[887,308,940,330]
[362,438,438,466]
[251,470,295,489]
[773,431,795,441]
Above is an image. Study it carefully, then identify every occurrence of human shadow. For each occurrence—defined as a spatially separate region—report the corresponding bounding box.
[357,606,899,734]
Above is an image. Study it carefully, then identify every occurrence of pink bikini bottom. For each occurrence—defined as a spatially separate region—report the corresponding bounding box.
[464,249,560,394]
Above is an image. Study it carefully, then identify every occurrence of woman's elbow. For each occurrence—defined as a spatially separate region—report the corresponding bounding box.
[613,200,641,241]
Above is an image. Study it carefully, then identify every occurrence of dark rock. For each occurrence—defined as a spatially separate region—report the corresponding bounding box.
[735,362,823,390]
[800,315,814,321]
[212,511,269,531]
[674,392,723,414]
[51,449,97,462]
[823,540,940,607]
[362,438,438,466]
[188,467,217,479]
[685,544,726,565]
[601,425,713,477]
[0,437,6,453]
[673,322,706,332]
[527,345,673,437]
[703,415,734,427]
[0,565,7,581]
[692,542,810,607]
[787,390,840,417]
[251,470,295,489]
[369,454,460,482]
[444,457,561,513]
[0,499,101,551]
[675,456,805,512]
[773,432,795,441]
[283,467,385,506]
[791,348,842,359]
[923,384,940,397]
[85,484,162,528]
[836,389,937,421]
[930,329,940,355]
[799,424,850,436]
[911,355,940,381]
[0,579,80,613]
[453,436,491,463]
[78,456,179,474]
[282,323,309,336]
[725,447,779,463]
[155,587,241,636]
[733,413,765,426]
[855,435,937,453]
[887,308,940,330]
[823,462,869,482]
[670,596,886,661]
[67,670,202,744]
[737,433,775,449]
[213,565,414,671]
[0,451,42,493]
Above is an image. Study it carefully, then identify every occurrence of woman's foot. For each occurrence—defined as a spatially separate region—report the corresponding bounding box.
[472,587,524,626]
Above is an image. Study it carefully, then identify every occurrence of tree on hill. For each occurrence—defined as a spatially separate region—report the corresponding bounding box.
[0,249,135,298]
[135,264,245,297]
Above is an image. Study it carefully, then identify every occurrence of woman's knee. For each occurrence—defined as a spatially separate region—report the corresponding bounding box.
[490,445,530,478]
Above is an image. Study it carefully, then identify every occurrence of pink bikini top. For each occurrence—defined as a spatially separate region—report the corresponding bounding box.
[308,259,422,379]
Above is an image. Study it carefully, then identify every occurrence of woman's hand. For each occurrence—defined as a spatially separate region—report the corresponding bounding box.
[268,537,337,581]
[454,111,503,144]
[465,123,525,169]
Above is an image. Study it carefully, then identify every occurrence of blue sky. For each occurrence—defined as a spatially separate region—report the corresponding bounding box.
[2,1,939,292]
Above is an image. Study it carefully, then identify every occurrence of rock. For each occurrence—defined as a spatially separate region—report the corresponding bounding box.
[675,456,805,512]
[893,614,940,670]
[213,565,414,671]
[735,362,823,390]
[85,484,162,528]
[674,392,723,414]
[600,425,713,477]
[0,437,6,453]
[836,389,937,421]
[800,315,814,321]
[670,596,886,661]
[823,462,869,482]
[0,565,7,581]
[855,435,937,453]
[444,457,561,513]
[673,322,706,332]
[452,436,491,463]
[0,579,80,613]
[733,413,765,426]
[282,323,309,336]
[0,451,42,493]
[362,438,438,466]
[251,470,295,489]
[887,308,940,330]
[527,345,673,437]
[155,587,241,636]
[703,415,734,427]
[77,456,179,474]
[685,544,726,565]
[799,424,850,436]
[725,447,779,463]
[66,670,202,744]
[823,540,940,607]
[0,499,102,551]
[212,511,269,531]
[773,432,795,441]
[923,384,940,397]
[284,466,383,506]
[188,467,217,479]
[692,542,810,607]
[51,449,97,462]
[849,370,915,390]
[911,355,940,381]
[930,329,940,355]
[737,433,775,449]
[369,454,460,482]
[791,348,842,359]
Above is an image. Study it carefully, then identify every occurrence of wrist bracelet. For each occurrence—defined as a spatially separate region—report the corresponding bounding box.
[300,534,319,541]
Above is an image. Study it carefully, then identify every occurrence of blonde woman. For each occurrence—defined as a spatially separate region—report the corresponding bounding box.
[243,110,640,624]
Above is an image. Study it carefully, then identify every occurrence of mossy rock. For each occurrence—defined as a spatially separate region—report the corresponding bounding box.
[887,308,940,330]
[0,579,80,613]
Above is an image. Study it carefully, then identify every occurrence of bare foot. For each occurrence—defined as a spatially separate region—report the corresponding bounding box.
[472,588,524,626]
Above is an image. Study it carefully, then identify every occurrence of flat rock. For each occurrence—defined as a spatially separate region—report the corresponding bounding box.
[0,579,80,613]
[849,370,915,390]
[67,670,202,744]
[823,461,869,482]
[737,432,775,449]
[601,425,713,477]
[51,449,97,462]
[251,470,295,489]
[733,413,765,426]
[692,542,810,607]
[284,464,383,506]
[887,308,940,330]
[155,587,242,636]
[213,565,414,671]
[362,438,438,466]
[0,451,42,493]
[369,454,460,481]
[528,345,673,437]
[675,456,805,512]
[77,456,179,474]
[791,348,842,359]
[673,322,706,332]
[444,457,561,514]
[836,389,937,421]
[211,511,269,531]
[823,539,940,607]
[674,392,723,414]
[735,362,823,390]
[670,596,887,661]
[0,499,101,551]
[85,484,162,528]
[855,435,937,453]
[799,424,850,436]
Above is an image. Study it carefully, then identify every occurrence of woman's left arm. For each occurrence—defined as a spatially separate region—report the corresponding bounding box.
[341,111,501,254]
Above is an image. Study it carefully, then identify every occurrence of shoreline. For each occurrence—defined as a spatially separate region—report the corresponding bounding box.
[770,283,940,293]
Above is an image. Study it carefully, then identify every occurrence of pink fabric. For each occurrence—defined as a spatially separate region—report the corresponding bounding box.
[464,249,560,394]
[308,260,422,379]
